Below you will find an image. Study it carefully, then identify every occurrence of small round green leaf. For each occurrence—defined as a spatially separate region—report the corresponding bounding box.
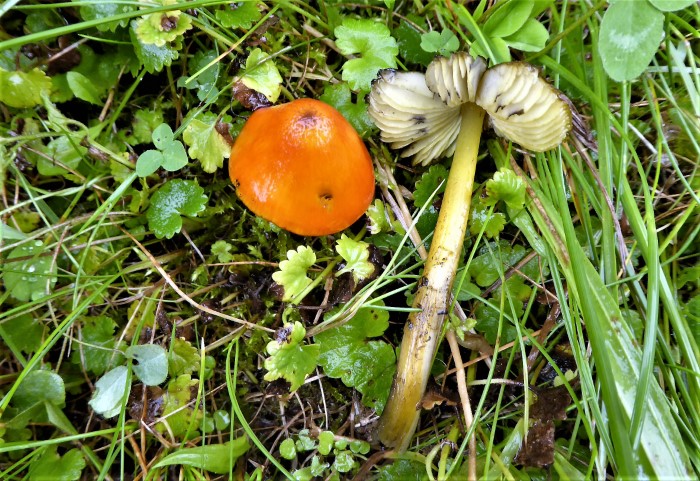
[280,438,297,460]
[126,344,168,386]
[152,123,175,149]
[161,141,188,171]
[135,150,164,177]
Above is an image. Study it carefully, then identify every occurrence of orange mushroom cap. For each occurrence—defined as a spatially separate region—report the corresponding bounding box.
[229,98,375,236]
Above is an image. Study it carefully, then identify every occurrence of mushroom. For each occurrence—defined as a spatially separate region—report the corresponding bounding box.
[368,52,571,451]
[229,98,375,236]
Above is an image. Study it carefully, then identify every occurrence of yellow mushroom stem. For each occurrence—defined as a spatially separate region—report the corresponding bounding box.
[378,102,486,451]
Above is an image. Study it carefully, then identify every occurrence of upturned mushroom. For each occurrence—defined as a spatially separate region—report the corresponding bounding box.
[229,98,375,236]
[368,52,571,451]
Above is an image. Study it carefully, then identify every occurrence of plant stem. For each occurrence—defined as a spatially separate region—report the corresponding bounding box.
[377,103,486,451]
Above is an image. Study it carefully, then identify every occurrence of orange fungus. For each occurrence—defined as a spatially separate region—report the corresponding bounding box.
[229,98,375,236]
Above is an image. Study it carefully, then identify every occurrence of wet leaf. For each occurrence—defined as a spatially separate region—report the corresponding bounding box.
[315,304,395,412]
[146,179,208,239]
[264,322,320,392]
[2,240,57,302]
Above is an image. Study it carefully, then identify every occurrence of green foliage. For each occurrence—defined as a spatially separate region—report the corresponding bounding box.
[136,123,188,176]
[157,374,201,438]
[211,240,235,263]
[264,322,320,391]
[0,68,52,108]
[70,316,124,375]
[315,304,395,412]
[0,314,45,354]
[0,1,697,479]
[394,16,435,67]
[320,83,376,137]
[271,246,316,303]
[65,71,102,105]
[420,30,460,56]
[470,198,507,238]
[216,2,262,29]
[28,446,86,481]
[366,199,392,235]
[280,438,297,459]
[414,164,449,207]
[334,19,399,91]
[129,22,181,73]
[153,438,250,474]
[177,50,220,102]
[335,235,375,283]
[126,344,168,386]
[88,366,129,418]
[134,6,193,47]
[147,179,208,239]
[484,168,526,210]
[468,0,549,62]
[73,0,135,31]
[182,112,230,173]
[2,240,58,302]
[599,0,664,82]
[168,337,201,377]
[238,48,283,102]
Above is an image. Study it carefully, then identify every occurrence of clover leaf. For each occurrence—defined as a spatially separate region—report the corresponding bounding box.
[599,0,664,82]
[335,235,375,283]
[271,246,316,303]
[420,30,460,56]
[147,179,207,239]
[334,19,398,92]
[315,303,395,412]
[264,322,320,392]
[182,113,230,173]
[136,123,188,176]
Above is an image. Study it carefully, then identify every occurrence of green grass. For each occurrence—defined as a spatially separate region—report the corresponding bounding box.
[1,1,699,480]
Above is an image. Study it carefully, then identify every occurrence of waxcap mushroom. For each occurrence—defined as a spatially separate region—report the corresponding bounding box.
[229,98,375,236]
[368,52,571,165]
